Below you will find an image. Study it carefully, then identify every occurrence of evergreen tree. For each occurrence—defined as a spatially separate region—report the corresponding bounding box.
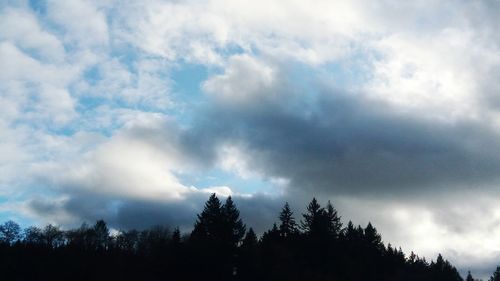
[242,228,258,249]
[279,202,298,238]
[364,222,383,250]
[239,228,260,281]
[490,266,500,281]
[172,227,181,245]
[0,198,471,281]
[301,198,324,235]
[431,254,463,281]
[325,200,342,237]
[191,193,223,241]
[222,196,246,247]
[261,223,280,244]
[343,221,357,241]
[466,271,474,281]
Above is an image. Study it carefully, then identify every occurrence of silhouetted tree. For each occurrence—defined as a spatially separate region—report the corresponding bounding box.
[278,202,298,238]
[239,228,260,281]
[222,196,246,247]
[93,220,110,250]
[115,229,139,252]
[242,228,257,248]
[0,220,21,244]
[43,224,64,248]
[24,226,43,245]
[171,227,181,245]
[261,223,280,244]
[364,222,383,251]
[431,254,463,281]
[0,195,469,281]
[301,198,323,235]
[490,266,500,281]
[191,193,222,242]
[466,271,474,281]
[325,200,342,237]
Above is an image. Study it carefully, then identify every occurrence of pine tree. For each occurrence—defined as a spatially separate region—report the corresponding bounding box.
[239,228,259,281]
[364,222,383,250]
[301,198,324,235]
[325,200,342,237]
[435,254,445,270]
[261,223,280,244]
[222,196,246,247]
[279,202,298,238]
[172,227,181,245]
[342,221,357,241]
[466,271,474,281]
[490,266,500,281]
[242,228,258,249]
[191,193,223,241]
[431,254,463,281]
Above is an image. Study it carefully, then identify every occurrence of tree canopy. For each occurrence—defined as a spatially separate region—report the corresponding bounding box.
[0,194,487,281]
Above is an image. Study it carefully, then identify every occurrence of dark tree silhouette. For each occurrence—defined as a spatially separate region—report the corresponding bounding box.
[24,226,43,244]
[93,220,110,250]
[242,228,257,248]
[0,195,469,281]
[466,271,474,281]
[325,200,342,237]
[490,266,500,281]
[222,196,246,247]
[172,227,181,245]
[300,197,323,235]
[430,254,463,281]
[191,193,222,242]
[364,222,383,250]
[0,220,21,244]
[43,224,64,248]
[278,202,298,238]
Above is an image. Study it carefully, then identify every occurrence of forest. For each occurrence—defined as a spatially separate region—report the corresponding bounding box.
[0,194,498,281]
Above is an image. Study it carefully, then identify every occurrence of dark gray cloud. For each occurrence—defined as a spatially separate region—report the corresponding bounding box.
[28,190,285,233]
[185,78,500,198]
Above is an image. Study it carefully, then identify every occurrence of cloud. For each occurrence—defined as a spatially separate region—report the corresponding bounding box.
[46,0,109,48]
[0,6,65,62]
[0,41,78,126]
[28,114,193,201]
[192,56,500,197]
[203,55,278,105]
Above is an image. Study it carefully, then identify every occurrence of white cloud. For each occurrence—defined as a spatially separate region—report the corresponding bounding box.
[217,143,260,179]
[0,42,77,126]
[113,0,500,124]
[198,185,233,197]
[0,7,65,62]
[46,0,109,47]
[203,55,277,105]
[365,29,495,122]
[336,192,500,276]
[28,114,188,200]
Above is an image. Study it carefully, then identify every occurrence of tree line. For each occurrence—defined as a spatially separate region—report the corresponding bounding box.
[0,194,497,281]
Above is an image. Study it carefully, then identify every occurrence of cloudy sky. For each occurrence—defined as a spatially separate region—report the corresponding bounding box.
[2,0,500,277]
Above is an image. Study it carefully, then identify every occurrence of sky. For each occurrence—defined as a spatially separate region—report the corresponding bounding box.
[1,0,500,278]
